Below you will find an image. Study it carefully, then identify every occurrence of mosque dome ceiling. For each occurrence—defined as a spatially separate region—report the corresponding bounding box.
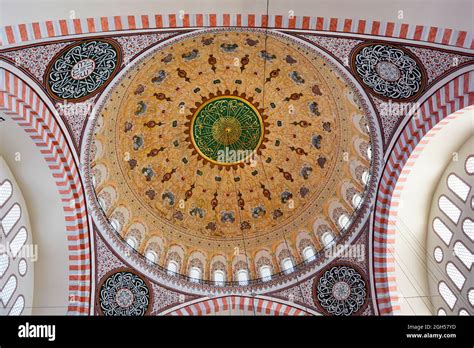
[88,29,374,283]
[1,3,472,318]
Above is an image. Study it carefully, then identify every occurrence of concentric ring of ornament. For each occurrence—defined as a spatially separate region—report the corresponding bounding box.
[351,43,426,101]
[314,263,368,316]
[87,28,377,286]
[97,270,151,316]
[45,38,122,101]
[185,92,268,167]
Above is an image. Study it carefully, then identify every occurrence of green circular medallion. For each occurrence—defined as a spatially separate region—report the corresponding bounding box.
[191,96,263,165]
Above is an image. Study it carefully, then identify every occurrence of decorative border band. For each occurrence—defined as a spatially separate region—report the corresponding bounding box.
[0,13,471,49]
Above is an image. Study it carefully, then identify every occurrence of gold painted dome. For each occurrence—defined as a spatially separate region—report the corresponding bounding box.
[90,29,372,282]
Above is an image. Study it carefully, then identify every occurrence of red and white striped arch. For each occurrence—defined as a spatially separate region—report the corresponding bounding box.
[165,295,314,316]
[372,70,474,315]
[0,13,471,49]
[0,68,91,315]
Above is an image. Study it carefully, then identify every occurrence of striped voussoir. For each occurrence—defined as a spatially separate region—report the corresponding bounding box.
[167,296,309,316]
[0,68,91,315]
[372,71,473,315]
[0,13,471,49]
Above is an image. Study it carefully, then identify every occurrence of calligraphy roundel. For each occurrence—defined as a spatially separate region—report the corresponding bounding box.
[313,263,368,316]
[98,270,151,316]
[45,39,122,101]
[189,95,265,166]
[351,43,426,101]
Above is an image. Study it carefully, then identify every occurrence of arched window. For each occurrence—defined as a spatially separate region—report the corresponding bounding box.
[466,156,474,174]
[126,236,137,250]
[361,170,369,185]
[213,270,225,285]
[236,269,249,286]
[433,218,453,245]
[438,282,457,309]
[10,228,27,258]
[367,146,372,160]
[189,267,201,283]
[1,203,21,235]
[0,180,12,206]
[167,260,179,275]
[453,241,473,269]
[338,214,350,229]
[145,250,157,264]
[447,174,469,201]
[352,193,362,208]
[321,232,335,247]
[110,218,121,233]
[259,265,272,281]
[462,219,473,241]
[302,246,316,261]
[445,262,465,290]
[98,197,107,211]
[281,258,294,274]
[438,195,461,224]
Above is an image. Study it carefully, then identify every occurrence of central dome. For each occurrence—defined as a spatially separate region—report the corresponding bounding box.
[189,95,265,165]
[89,29,373,283]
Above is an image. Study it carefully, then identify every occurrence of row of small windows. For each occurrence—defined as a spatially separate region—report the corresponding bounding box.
[124,231,334,283]
[120,220,350,253]
[128,232,337,255]
[164,255,304,284]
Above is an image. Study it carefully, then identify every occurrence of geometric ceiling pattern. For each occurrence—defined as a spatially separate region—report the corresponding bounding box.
[0,13,472,316]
